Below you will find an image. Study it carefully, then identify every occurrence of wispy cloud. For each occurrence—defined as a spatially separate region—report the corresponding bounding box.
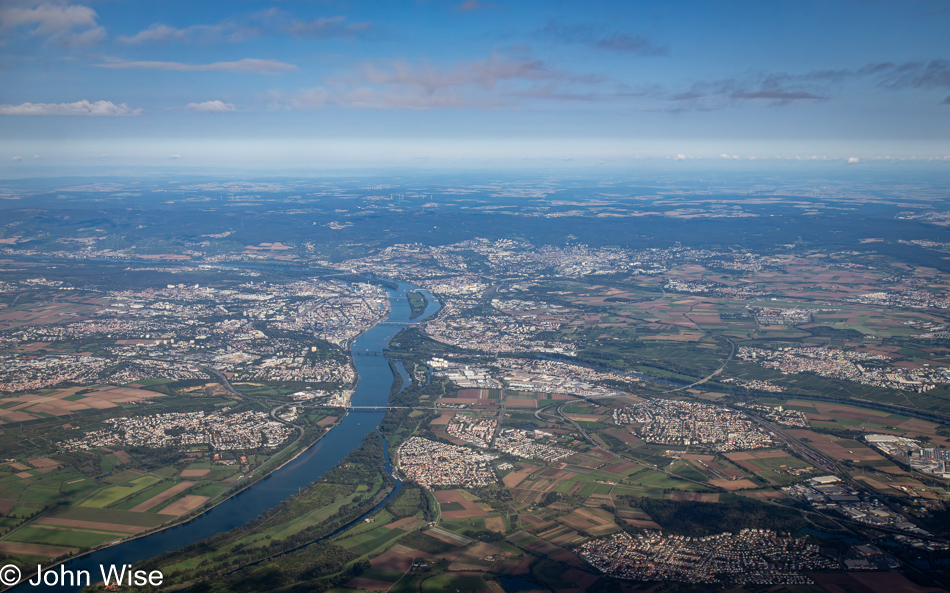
[0,100,141,116]
[539,20,668,55]
[119,23,236,44]
[507,85,602,101]
[95,58,297,74]
[730,90,823,101]
[669,69,846,108]
[363,52,603,93]
[286,87,483,110]
[119,11,371,45]
[0,1,104,45]
[866,59,950,91]
[282,51,635,110]
[186,100,235,112]
[358,54,576,91]
[458,0,493,11]
[673,61,950,110]
[284,15,372,39]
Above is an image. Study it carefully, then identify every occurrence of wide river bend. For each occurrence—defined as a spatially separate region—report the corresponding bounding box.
[17,280,440,592]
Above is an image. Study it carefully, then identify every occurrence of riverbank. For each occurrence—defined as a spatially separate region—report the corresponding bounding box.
[138,431,399,591]
[7,280,441,593]
[4,412,346,592]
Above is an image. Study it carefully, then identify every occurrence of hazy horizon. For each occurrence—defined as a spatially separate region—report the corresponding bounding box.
[2,0,950,173]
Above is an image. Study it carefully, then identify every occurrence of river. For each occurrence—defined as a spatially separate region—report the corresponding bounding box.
[15,281,440,592]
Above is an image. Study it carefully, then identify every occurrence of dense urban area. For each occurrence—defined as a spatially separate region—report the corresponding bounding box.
[1,174,950,593]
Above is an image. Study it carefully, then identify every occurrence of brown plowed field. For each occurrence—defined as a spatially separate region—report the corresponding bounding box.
[370,548,413,572]
[28,457,60,468]
[725,449,788,461]
[506,398,537,408]
[429,411,455,425]
[344,578,392,592]
[158,495,208,516]
[785,429,883,461]
[131,481,196,512]
[0,542,76,558]
[709,478,758,490]
[503,465,536,488]
[386,516,423,530]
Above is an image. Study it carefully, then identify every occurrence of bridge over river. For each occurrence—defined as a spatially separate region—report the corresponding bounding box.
[16,279,442,593]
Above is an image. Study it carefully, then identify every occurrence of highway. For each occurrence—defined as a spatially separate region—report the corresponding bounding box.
[660,335,736,394]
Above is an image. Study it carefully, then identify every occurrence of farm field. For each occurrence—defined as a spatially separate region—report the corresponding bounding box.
[0,385,167,424]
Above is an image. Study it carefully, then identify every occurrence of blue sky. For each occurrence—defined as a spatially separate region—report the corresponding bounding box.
[1,0,949,170]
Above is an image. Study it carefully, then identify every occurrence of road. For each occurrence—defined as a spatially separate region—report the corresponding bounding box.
[747,414,840,474]
[203,367,243,398]
[539,402,715,490]
[660,335,735,394]
[203,366,305,472]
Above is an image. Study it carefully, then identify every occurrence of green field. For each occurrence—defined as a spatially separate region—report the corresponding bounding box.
[335,525,407,556]
[358,567,405,583]
[630,469,708,490]
[113,480,176,510]
[51,506,167,527]
[421,574,489,593]
[9,525,122,549]
[190,483,229,498]
[80,476,161,508]
[21,482,69,506]
[740,456,815,485]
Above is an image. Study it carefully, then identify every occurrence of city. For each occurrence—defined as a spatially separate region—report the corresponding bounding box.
[2,1,950,588]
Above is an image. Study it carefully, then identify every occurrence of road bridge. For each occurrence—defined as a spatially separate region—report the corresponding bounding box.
[341,405,437,412]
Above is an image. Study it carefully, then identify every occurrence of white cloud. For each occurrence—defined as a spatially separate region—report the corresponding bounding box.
[169,154,180,159]
[118,23,232,44]
[0,2,95,32]
[186,100,235,113]
[281,51,604,111]
[284,15,371,39]
[117,21,256,44]
[0,2,104,45]
[11,156,22,162]
[847,156,860,163]
[359,53,568,92]
[119,12,370,45]
[286,86,484,110]
[0,100,141,116]
[95,58,297,74]
[675,153,689,160]
[119,23,191,44]
[719,153,739,159]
